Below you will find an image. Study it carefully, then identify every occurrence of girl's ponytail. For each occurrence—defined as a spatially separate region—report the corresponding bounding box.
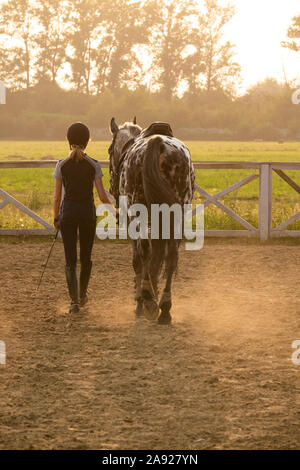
[69,144,85,162]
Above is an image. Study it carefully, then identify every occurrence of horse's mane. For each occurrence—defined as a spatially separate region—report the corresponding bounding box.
[119,122,142,136]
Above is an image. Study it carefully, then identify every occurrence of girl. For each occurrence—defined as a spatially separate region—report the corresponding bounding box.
[53,122,115,313]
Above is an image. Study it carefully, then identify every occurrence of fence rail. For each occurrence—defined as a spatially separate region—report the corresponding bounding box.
[1,160,300,240]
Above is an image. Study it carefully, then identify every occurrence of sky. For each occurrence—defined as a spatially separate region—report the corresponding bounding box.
[224,0,300,89]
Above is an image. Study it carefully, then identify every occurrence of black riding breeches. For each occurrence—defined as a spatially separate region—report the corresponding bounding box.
[59,200,96,268]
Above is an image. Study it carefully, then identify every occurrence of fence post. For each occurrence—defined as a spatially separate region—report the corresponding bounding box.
[259,163,272,241]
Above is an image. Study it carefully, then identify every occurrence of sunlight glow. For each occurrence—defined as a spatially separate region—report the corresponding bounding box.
[224,0,300,89]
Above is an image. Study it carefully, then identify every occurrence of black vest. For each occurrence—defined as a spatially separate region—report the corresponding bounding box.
[61,158,96,203]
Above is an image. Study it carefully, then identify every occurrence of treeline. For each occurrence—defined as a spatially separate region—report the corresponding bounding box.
[1,78,300,140]
[0,0,300,140]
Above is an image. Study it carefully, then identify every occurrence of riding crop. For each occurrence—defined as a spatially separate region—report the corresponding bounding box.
[36,230,59,291]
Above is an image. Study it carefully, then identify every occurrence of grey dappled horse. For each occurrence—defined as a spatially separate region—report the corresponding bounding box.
[108,118,195,323]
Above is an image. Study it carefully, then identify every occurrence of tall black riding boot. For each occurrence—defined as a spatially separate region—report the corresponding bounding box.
[65,265,80,313]
[80,261,92,307]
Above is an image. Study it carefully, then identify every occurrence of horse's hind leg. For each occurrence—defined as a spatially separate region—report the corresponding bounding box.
[158,239,179,324]
[149,239,165,298]
[131,240,143,316]
[139,239,160,320]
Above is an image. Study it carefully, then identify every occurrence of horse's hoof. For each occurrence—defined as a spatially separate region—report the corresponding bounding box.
[158,311,172,325]
[143,299,159,321]
[159,292,172,312]
[69,303,80,314]
[135,299,144,317]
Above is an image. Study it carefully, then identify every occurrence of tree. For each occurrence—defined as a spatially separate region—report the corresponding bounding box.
[149,0,196,100]
[282,15,300,52]
[33,0,70,83]
[93,0,154,93]
[0,46,7,82]
[66,0,103,94]
[187,0,241,96]
[0,0,35,89]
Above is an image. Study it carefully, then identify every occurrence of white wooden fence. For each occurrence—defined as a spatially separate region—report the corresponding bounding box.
[1,160,300,240]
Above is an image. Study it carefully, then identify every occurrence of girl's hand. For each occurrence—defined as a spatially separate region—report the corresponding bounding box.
[104,190,116,204]
[54,218,60,230]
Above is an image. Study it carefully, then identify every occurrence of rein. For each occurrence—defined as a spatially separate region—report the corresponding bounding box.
[109,135,137,205]
[114,138,136,176]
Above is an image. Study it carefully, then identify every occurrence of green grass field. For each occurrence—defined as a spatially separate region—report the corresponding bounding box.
[1,141,300,231]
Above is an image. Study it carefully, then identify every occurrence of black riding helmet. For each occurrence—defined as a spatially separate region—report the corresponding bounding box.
[67,122,90,148]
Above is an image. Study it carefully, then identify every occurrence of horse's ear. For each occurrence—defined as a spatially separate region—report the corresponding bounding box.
[110,117,119,135]
[133,116,137,125]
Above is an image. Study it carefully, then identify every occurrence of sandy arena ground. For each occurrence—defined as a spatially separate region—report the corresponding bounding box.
[0,240,300,449]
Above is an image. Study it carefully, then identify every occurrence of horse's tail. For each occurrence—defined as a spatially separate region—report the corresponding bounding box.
[143,137,180,281]
[142,136,176,207]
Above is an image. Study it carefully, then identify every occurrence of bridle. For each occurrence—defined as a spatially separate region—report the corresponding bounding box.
[108,131,139,202]
[109,136,135,176]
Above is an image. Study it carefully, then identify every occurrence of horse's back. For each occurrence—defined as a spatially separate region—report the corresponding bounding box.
[120,134,194,205]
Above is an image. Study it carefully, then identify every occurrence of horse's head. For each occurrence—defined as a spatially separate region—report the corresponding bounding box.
[108,116,142,199]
